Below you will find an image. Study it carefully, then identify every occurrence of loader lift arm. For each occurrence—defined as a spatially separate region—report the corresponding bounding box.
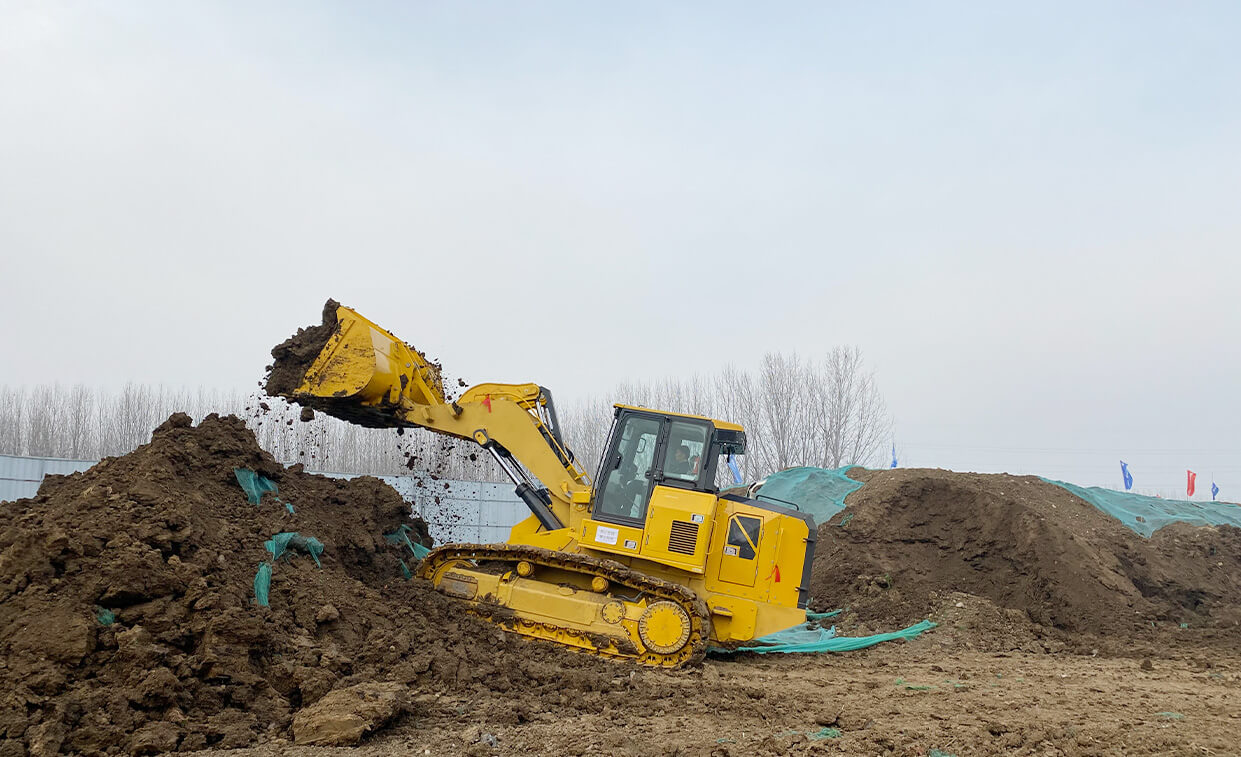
[268,303,590,530]
[400,383,590,530]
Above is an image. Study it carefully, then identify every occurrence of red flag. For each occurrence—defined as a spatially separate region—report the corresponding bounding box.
[482,394,492,412]
[1187,470,1197,498]
[768,564,781,583]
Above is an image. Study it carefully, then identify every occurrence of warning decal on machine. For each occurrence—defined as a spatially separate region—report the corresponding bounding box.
[595,525,619,545]
[723,545,739,556]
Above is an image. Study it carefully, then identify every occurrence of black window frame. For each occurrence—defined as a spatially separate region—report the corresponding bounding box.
[659,418,712,489]
[590,409,669,528]
[590,408,722,526]
[725,514,762,560]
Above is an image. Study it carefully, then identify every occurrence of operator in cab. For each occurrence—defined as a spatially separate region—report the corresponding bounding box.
[667,445,693,477]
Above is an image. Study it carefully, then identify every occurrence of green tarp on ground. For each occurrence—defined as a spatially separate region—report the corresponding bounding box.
[712,610,936,656]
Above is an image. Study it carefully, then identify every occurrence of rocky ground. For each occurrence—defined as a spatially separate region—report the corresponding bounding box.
[3,416,1239,755]
[198,623,1241,756]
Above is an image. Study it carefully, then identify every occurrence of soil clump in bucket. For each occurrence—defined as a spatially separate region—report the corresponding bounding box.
[264,299,340,397]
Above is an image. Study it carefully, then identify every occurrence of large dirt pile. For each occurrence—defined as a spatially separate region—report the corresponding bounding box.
[809,468,1241,641]
[0,414,610,756]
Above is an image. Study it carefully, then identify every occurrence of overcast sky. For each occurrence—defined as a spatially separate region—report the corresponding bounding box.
[2,1,1238,495]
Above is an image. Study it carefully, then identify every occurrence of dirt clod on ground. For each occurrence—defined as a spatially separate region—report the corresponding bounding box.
[290,681,408,746]
[810,468,1241,645]
[0,413,612,756]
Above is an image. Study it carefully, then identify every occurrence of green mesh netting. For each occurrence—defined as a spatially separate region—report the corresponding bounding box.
[713,617,936,655]
[94,606,115,626]
[264,531,325,567]
[254,562,272,607]
[234,468,278,504]
[265,532,295,560]
[234,468,296,512]
[1041,478,1241,538]
[755,466,864,523]
[385,524,431,560]
[767,727,842,741]
[384,525,430,581]
[254,533,323,607]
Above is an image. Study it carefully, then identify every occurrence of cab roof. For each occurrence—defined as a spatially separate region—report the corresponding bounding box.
[612,403,745,432]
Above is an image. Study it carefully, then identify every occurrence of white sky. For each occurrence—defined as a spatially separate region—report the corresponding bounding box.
[2,1,1238,496]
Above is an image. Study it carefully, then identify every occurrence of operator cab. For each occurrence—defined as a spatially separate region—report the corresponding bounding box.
[592,405,746,527]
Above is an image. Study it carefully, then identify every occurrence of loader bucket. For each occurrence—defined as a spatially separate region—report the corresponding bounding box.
[266,300,445,426]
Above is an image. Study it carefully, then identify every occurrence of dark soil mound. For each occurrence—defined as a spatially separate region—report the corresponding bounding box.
[264,299,339,397]
[809,468,1241,640]
[0,414,610,755]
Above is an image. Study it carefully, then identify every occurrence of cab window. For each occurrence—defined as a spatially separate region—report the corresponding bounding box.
[725,514,761,560]
[594,415,661,522]
[662,421,708,483]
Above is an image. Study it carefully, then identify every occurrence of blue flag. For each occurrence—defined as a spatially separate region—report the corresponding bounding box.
[1119,461,1133,491]
[726,454,743,485]
[1212,482,1220,501]
[890,443,898,469]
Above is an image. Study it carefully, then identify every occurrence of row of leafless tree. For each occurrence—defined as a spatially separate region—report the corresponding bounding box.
[0,348,890,484]
[559,348,892,484]
[0,384,247,459]
[0,383,500,480]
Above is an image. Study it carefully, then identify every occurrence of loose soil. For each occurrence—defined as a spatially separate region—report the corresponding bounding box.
[200,639,1241,756]
[5,422,1241,755]
[810,468,1241,647]
[0,414,614,756]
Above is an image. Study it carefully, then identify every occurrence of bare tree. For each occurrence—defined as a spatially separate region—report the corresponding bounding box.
[748,353,819,474]
[65,384,96,458]
[24,384,62,457]
[110,382,157,456]
[815,346,891,468]
[559,394,615,480]
[557,347,892,483]
[0,386,25,455]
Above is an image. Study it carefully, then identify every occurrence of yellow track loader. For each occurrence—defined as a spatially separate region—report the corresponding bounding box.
[267,301,816,667]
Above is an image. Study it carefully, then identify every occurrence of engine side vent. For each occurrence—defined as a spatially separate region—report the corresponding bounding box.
[667,520,699,555]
